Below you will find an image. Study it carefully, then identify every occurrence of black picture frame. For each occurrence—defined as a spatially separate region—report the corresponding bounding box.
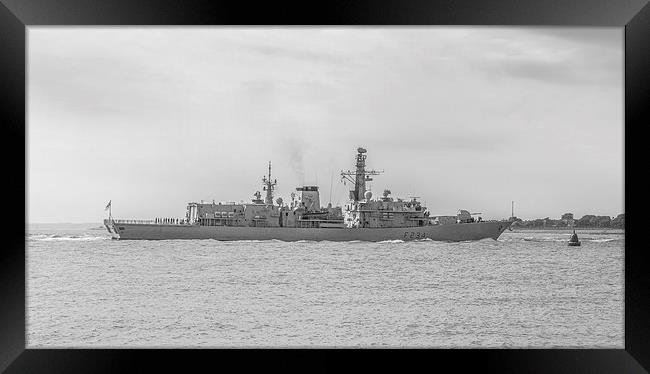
[2,0,648,372]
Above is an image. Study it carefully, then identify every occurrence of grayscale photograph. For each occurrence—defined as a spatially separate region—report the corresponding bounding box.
[27,27,624,347]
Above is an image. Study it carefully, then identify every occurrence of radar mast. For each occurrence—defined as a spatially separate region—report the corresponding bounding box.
[340,147,383,202]
[262,161,277,205]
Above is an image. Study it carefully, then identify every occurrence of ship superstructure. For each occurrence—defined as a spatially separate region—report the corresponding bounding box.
[340,147,429,229]
[104,148,512,241]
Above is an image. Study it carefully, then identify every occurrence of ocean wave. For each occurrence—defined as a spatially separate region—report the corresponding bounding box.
[377,239,405,244]
[28,234,110,242]
[521,237,567,243]
[589,238,618,243]
[410,238,434,242]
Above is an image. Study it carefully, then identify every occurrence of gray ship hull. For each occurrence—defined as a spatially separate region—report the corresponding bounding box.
[104,220,512,242]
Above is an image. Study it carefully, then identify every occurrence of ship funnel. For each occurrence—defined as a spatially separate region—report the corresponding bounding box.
[296,186,321,212]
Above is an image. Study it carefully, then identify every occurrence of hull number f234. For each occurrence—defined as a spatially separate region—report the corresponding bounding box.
[404,231,426,239]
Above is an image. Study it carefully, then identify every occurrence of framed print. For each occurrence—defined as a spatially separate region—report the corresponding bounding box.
[2,0,649,372]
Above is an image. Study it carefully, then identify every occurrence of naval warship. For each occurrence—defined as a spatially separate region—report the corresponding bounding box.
[104,147,512,241]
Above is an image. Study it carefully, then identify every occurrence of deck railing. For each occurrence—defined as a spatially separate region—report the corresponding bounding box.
[111,219,188,225]
[111,219,156,224]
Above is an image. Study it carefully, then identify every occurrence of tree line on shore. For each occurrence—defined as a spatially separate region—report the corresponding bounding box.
[511,213,625,229]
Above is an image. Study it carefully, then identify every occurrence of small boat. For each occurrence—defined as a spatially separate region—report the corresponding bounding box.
[568,228,581,246]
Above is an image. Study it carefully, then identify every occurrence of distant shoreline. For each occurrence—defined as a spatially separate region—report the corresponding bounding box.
[511,227,623,231]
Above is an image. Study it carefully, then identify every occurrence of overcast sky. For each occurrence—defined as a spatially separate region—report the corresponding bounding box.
[27,27,623,223]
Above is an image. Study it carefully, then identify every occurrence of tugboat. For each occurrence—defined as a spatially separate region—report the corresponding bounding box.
[104,147,513,241]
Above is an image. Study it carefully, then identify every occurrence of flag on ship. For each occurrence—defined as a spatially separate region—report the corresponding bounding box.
[105,200,111,211]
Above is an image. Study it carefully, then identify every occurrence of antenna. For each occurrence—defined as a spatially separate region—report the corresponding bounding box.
[511,201,515,219]
[329,170,333,205]
[333,176,340,206]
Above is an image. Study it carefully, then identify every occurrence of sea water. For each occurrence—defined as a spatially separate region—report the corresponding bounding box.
[26,224,624,348]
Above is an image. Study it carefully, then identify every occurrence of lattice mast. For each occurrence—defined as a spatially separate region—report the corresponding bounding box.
[340,147,383,202]
[262,161,277,205]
